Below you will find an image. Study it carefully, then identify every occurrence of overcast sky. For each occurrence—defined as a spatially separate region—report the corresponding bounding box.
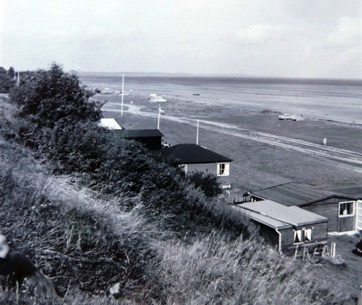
[1,0,361,79]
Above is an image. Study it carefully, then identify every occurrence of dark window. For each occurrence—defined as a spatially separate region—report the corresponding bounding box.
[339,201,354,217]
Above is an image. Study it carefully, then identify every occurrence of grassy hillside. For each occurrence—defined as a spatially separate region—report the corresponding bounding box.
[0,137,352,304]
[0,70,357,304]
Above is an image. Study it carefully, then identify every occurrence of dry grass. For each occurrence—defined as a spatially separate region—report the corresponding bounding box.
[153,232,353,305]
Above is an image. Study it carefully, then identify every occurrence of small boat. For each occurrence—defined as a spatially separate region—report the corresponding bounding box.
[193,93,200,96]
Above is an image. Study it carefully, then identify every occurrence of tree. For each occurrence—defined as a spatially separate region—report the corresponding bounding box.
[0,66,15,93]
[10,63,103,128]
[8,67,15,79]
[9,63,104,148]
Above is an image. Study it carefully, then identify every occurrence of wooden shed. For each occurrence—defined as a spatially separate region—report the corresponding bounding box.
[253,183,362,233]
[237,200,328,253]
[160,143,233,189]
[115,129,164,150]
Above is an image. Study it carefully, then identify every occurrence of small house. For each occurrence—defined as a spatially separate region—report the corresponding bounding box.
[160,143,233,189]
[252,183,362,233]
[237,200,328,253]
[115,129,164,150]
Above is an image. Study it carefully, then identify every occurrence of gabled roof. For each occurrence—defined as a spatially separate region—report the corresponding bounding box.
[238,200,328,229]
[160,144,233,164]
[115,129,163,138]
[253,183,359,207]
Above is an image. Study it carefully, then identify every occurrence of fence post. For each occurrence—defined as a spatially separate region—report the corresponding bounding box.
[358,285,362,305]
[330,242,336,257]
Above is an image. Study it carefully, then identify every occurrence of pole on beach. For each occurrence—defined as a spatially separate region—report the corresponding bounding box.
[157,104,161,129]
[121,74,125,116]
[196,120,199,145]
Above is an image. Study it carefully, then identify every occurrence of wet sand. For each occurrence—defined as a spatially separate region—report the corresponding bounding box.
[82,75,362,124]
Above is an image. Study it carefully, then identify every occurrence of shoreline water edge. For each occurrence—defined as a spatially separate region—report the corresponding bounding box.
[80,74,362,125]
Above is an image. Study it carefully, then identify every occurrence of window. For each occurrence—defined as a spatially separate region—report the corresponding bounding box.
[179,164,187,173]
[304,228,312,242]
[294,229,303,243]
[217,163,230,176]
[294,228,313,243]
[339,201,354,217]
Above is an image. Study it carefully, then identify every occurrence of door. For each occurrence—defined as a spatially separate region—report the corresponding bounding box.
[357,200,362,230]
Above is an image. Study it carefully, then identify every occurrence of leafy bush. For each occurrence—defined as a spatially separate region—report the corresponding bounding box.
[188,171,222,197]
[0,66,16,93]
[9,63,103,149]
[10,63,101,123]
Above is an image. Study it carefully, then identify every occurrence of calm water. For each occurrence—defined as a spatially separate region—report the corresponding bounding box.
[80,73,362,124]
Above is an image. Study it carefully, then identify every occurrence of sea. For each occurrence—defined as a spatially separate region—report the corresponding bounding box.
[79,73,362,124]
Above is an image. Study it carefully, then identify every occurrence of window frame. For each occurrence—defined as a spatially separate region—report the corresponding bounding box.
[339,201,355,218]
[304,228,312,242]
[179,164,187,173]
[217,162,230,177]
[293,229,304,244]
[293,227,313,244]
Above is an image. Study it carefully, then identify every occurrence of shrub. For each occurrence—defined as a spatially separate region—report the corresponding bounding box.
[0,66,16,93]
[9,63,103,149]
[188,171,222,197]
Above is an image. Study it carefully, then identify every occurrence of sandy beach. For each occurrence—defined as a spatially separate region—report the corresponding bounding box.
[82,75,362,124]
[93,85,362,194]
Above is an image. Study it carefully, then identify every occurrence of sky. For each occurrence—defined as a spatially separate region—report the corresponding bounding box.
[0,0,361,79]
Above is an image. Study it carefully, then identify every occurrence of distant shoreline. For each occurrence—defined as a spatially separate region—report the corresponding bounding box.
[79,72,362,83]
[81,74,362,125]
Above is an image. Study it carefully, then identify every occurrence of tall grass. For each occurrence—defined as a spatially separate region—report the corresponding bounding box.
[0,139,163,303]
[153,233,352,305]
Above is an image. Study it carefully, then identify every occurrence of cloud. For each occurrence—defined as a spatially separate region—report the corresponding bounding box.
[327,16,362,47]
[235,24,285,45]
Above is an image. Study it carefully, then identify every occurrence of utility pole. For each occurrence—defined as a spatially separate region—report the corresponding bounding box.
[196,120,199,145]
[157,104,161,129]
[121,74,125,116]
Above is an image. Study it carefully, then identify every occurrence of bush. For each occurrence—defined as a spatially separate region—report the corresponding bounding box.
[188,171,222,197]
[0,66,16,93]
[9,63,103,148]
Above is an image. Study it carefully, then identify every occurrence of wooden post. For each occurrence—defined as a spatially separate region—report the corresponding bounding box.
[358,285,362,305]
[294,245,299,259]
[331,242,336,257]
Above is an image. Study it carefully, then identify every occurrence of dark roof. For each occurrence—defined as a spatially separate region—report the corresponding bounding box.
[114,118,123,128]
[116,129,163,138]
[326,186,362,198]
[160,144,233,164]
[253,183,359,207]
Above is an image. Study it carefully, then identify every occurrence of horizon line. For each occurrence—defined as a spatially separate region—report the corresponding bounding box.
[77,71,362,82]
